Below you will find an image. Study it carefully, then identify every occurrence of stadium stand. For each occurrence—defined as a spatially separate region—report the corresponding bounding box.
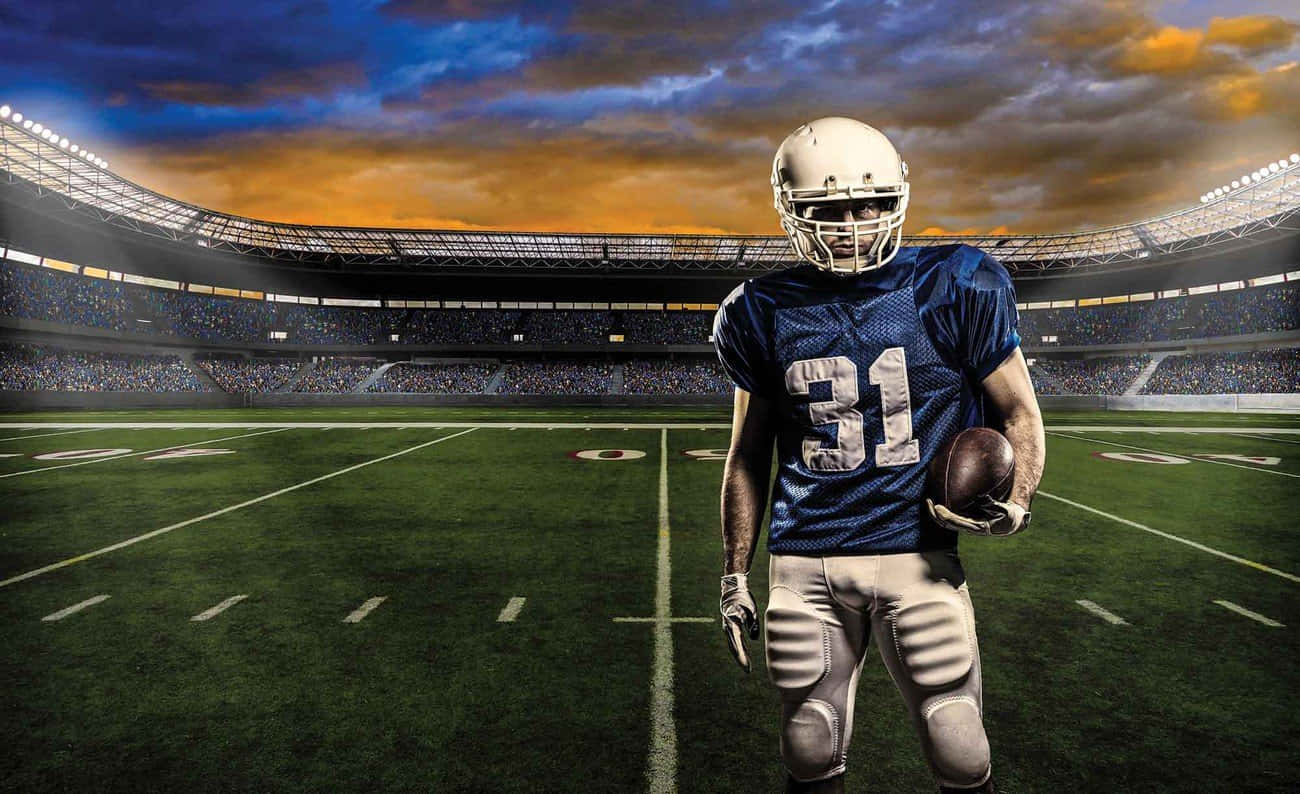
[4,258,1297,351]
[0,341,207,391]
[497,359,614,394]
[1018,282,1300,345]
[404,310,520,344]
[140,289,273,343]
[293,359,378,393]
[1028,356,1150,395]
[519,310,611,344]
[1,260,137,332]
[1141,349,1300,394]
[624,358,731,394]
[196,356,300,393]
[281,305,404,346]
[618,312,713,344]
[368,362,497,393]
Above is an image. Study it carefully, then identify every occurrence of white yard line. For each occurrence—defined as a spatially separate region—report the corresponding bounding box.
[1212,600,1284,627]
[648,427,676,794]
[0,422,733,430]
[0,428,291,480]
[1075,599,1129,625]
[343,596,387,623]
[2,421,1298,432]
[1047,432,1300,479]
[0,428,106,442]
[1045,426,1300,434]
[1232,432,1300,446]
[191,594,248,622]
[41,594,110,622]
[614,617,712,623]
[1038,490,1300,584]
[496,596,527,623]
[0,428,478,589]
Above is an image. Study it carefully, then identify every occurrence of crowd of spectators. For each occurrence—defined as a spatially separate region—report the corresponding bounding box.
[619,312,712,344]
[369,362,497,393]
[519,311,611,344]
[293,359,378,392]
[497,360,614,394]
[624,358,731,394]
[6,256,1299,350]
[1019,282,1300,346]
[0,262,136,332]
[1141,349,1300,394]
[197,357,300,393]
[0,342,207,391]
[1019,301,1187,345]
[1029,356,1149,395]
[281,305,403,345]
[404,310,520,344]
[142,289,272,343]
[1198,284,1300,337]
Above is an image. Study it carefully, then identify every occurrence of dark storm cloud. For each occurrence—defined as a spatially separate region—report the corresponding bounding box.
[2,0,1296,235]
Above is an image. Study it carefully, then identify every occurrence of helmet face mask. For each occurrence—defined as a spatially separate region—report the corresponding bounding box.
[772,117,910,275]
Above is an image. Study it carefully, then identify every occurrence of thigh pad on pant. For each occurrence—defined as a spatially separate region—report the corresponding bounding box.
[889,586,974,690]
[765,585,831,691]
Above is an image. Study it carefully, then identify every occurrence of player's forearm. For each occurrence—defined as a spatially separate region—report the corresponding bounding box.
[1001,401,1045,510]
[721,449,771,575]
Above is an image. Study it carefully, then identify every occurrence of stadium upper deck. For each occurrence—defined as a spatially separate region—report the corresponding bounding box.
[1,106,1298,297]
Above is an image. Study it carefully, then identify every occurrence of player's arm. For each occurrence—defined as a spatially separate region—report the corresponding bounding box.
[981,347,1045,513]
[930,347,1045,536]
[719,386,778,672]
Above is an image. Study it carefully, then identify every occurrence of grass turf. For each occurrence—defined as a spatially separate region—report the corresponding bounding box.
[0,409,1297,792]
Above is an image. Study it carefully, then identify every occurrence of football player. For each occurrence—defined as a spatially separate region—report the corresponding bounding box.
[715,117,1045,793]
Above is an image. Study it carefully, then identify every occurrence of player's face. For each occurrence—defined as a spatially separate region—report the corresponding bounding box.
[803,198,889,258]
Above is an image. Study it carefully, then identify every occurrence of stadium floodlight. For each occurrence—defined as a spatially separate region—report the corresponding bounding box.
[1279,160,1289,169]
[21,119,31,129]
[31,122,42,134]
[59,138,68,148]
[0,105,9,118]
[11,112,21,122]
[1221,185,1230,193]
[1199,195,1208,203]
[1241,175,1251,185]
[70,144,78,153]
[1214,187,1223,196]
[39,129,49,139]
[1231,180,1239,189]
[1270,163,1280,173]
[1291,153,1299,163]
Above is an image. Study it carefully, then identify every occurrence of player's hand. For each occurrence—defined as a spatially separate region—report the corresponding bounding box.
[927,496,1030,537]
[720,573,759,673]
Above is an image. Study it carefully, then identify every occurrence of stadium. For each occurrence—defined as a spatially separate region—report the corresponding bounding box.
[1,6,1299,791]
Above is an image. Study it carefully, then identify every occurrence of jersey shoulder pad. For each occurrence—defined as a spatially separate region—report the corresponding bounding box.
[712,278,777,397]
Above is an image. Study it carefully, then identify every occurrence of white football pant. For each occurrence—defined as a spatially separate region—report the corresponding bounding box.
[766,550,991,788]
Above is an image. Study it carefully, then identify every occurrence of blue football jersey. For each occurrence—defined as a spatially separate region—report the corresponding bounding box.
[712,244,1021,556]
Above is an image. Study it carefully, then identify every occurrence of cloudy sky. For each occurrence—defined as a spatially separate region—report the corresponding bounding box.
[1,0,1296,235]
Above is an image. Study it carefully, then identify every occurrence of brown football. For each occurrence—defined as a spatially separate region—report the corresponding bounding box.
[927,427,1015,512]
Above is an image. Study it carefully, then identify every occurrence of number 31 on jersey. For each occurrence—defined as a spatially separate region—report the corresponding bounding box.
[784,348,920,473]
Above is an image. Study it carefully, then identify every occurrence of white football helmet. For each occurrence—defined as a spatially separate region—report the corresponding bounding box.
[772,117,910,274]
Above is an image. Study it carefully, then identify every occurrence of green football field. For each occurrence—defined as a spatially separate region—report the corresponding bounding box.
[1,407,1297,793]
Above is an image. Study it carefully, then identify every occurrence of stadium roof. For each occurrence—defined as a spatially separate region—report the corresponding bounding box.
[1,110,1298,277]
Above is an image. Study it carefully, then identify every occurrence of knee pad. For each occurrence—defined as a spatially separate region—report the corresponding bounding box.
[781,698,843,782]
[892,590,973,690]
[765,585,830,691]
[923,697,990,787]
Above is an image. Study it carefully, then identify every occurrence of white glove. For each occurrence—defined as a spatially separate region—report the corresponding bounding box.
[927,495,1031,537]
[720,573,759,673]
